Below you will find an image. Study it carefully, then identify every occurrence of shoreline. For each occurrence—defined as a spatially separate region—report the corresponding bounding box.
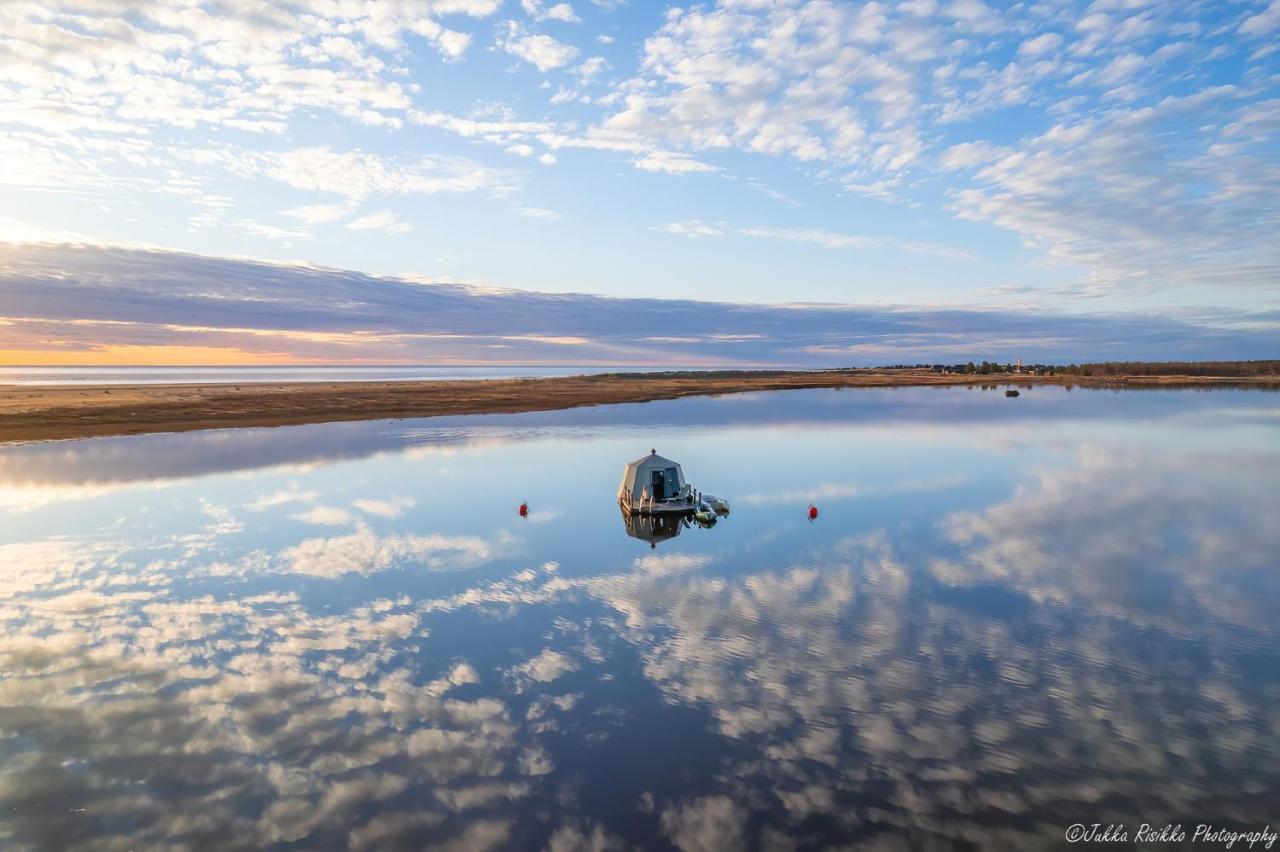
[2,369,1277,444]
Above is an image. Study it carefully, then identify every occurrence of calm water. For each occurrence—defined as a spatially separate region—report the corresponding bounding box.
[0,365,730,386]
[1,386,1277,849]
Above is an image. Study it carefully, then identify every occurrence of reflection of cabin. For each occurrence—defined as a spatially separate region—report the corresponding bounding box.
[619,506,686,548]
[618,449,696,515]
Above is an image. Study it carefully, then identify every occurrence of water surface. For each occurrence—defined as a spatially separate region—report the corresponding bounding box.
[1,386,1276,849]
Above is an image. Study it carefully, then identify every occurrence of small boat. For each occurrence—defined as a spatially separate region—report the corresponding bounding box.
[1005,389,1020,397]
[701,494,731,515]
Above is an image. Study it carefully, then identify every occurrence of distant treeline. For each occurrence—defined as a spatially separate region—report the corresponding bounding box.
[872,360,1280,376]
[1052,360,1280,377]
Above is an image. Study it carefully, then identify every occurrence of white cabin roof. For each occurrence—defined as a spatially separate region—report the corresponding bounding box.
[618,449,687,500]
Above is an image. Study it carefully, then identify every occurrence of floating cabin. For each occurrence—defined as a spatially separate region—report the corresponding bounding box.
[618,449,698,515]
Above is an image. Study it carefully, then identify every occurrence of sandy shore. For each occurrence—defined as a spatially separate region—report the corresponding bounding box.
[2,369,1276,444]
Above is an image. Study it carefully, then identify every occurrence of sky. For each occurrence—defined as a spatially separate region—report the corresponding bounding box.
[0,0,1277,366]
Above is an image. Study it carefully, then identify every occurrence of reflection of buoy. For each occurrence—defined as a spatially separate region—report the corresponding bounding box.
[519,502,528,518]
[808,504,819,521]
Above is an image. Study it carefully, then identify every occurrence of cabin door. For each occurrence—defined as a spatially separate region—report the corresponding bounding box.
[651,470,665,500]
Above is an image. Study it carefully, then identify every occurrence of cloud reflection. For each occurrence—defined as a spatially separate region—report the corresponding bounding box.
[1,391,1277,848]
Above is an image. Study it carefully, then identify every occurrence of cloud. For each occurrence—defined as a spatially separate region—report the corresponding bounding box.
[661,797,748,852]
[632,152,718,175]
[0,1,499,141]
[739,227,875,251]
[945,89,1280,294]
[292,505,357,526]
[508,648,578,686]
[574,56,608,82]
[1017,32,1063,57]
[263,148,512,202]
[1239,0,1280,36]
[663,221,725,238]
[739,226,974,259]
[353,497,416,519]
[346,211,412,234]
[497,22,580,72]
[515,206,563,219]
[1,0,1273,307]
[279,528,505,577]
[522,0,582,24]
[247,487,321,510]
[2,244,1277,366]
[234,220,312,244]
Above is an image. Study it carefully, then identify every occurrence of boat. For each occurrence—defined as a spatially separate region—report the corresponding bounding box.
[1005,389,1020,397]
[701,494,731,515]
[618,449,729,516]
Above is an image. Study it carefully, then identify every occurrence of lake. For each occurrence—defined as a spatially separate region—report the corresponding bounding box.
[1,385,1277,849]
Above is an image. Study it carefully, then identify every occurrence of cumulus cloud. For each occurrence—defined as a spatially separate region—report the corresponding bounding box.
[497,22,580,72]
[522,0,582,25]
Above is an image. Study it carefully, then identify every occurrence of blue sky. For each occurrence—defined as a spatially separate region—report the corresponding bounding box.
[0,0,1277,364]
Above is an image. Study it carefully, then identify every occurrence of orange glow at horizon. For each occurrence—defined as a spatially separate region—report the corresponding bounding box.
[0,346,649,368]
[0,346,324,367]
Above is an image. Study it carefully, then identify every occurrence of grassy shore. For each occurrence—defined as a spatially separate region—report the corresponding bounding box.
[2,369,1277,444]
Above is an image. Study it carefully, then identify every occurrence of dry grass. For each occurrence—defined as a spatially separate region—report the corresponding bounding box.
[2,369,1276,443]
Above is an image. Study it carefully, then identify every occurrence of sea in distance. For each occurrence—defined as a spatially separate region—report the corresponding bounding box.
[0,384,1276,849]
[0,365,746,385]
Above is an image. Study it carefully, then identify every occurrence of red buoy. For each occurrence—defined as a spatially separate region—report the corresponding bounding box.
[519,502,529,518]
[808,504,819,521]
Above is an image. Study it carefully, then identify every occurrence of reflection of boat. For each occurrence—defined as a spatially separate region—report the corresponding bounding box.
[620,505,687,547]
[618,449,729,516]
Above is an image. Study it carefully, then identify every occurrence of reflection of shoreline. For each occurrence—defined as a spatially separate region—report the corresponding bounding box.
[4,370,1276,443]
[4,385,1274,499]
